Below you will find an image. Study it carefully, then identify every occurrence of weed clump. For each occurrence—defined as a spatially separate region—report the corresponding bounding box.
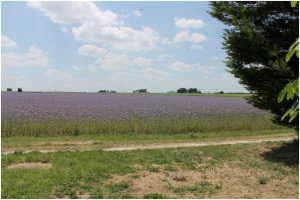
[143,193,168,199]
[258,177,268,184]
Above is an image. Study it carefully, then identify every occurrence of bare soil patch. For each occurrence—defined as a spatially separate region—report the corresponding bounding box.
[104,163,298,199]
[7,162,52,170]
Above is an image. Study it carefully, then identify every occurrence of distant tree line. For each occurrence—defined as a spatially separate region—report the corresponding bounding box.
[177,88,201,94]
[214,91,224,94]
[98,90,117,93]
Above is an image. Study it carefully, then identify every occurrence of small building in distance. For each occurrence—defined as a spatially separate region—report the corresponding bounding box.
[133,89,147,93]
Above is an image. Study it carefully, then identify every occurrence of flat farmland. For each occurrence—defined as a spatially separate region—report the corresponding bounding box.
[1,92,298,199]
[1,92,285,137]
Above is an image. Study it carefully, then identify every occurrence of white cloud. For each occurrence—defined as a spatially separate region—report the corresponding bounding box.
[132,57,153,66]
[196,66,218,74]
[162,37,172,44]
[27,1,159,52]
[26,1,122,25]
[173,30,207,43]
[43,69,71,79]
[212,56,218,60]
[72,25,159,51]
[169,61,193,72]
[1,46,49,69]
[2,53,24,68]
[156,54,172,61]
[1,36,17,48]
[175,18,206,28]
[191,45,203,49]
[61,26,68,32]
[78,44,108,57]
[132,9,142,17]
[72,65,80,70]
[24,46,44,58]
[173,30,190,43]
[94,52,131,70]
[190,33,207,42]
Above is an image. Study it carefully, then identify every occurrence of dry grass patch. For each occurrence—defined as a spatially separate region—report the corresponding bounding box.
[7,162,51,170]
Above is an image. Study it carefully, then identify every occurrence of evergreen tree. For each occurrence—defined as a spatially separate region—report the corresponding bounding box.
[208,1,299,127]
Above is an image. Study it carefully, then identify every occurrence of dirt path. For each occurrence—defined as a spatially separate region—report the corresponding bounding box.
[2,134,297,155]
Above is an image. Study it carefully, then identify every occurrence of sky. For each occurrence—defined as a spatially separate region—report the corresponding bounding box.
[1,1,248,93]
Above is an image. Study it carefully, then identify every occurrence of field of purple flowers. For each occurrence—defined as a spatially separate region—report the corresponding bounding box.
[1,92,283,137]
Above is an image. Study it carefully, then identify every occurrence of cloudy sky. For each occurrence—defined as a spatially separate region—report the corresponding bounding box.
[1,1,248,93]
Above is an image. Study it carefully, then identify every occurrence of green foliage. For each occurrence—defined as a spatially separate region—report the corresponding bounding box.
[207,1,299,128]
[188,88,198,93]
[277,1,299,123]
[291,1,298,7]
[143,193,168,199]
[215,91,224,94]
[278,80,299,122]
[6,88,12,92]
[54,182,79,199]
[106,182,129,193]
[173,181,222,196]
[147,166,160,173]
[286,38,299,61]
[88,188,103,199]
[163,165,178,171]
[258,177,268,184]
[177,88,187,93]
[119,194,137,199]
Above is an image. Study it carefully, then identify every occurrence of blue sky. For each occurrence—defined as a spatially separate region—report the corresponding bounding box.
[1,1,248,93]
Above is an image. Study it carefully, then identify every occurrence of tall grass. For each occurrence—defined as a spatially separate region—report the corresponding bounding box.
[1,114,284,137]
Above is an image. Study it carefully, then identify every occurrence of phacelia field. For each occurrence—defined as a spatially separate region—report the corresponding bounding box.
[1,92,283,137]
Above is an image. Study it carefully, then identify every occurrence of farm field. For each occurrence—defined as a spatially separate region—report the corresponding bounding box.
[1,92,287,137]
[1,91,298,199]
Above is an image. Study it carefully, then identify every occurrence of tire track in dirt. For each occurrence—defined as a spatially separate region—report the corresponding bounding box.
[2,136,297,155]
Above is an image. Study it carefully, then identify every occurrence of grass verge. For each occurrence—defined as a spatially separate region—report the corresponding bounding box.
[1,129,296,152]
[1,139,298,199]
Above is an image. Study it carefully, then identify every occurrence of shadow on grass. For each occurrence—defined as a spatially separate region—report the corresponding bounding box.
[261,138,299,167]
